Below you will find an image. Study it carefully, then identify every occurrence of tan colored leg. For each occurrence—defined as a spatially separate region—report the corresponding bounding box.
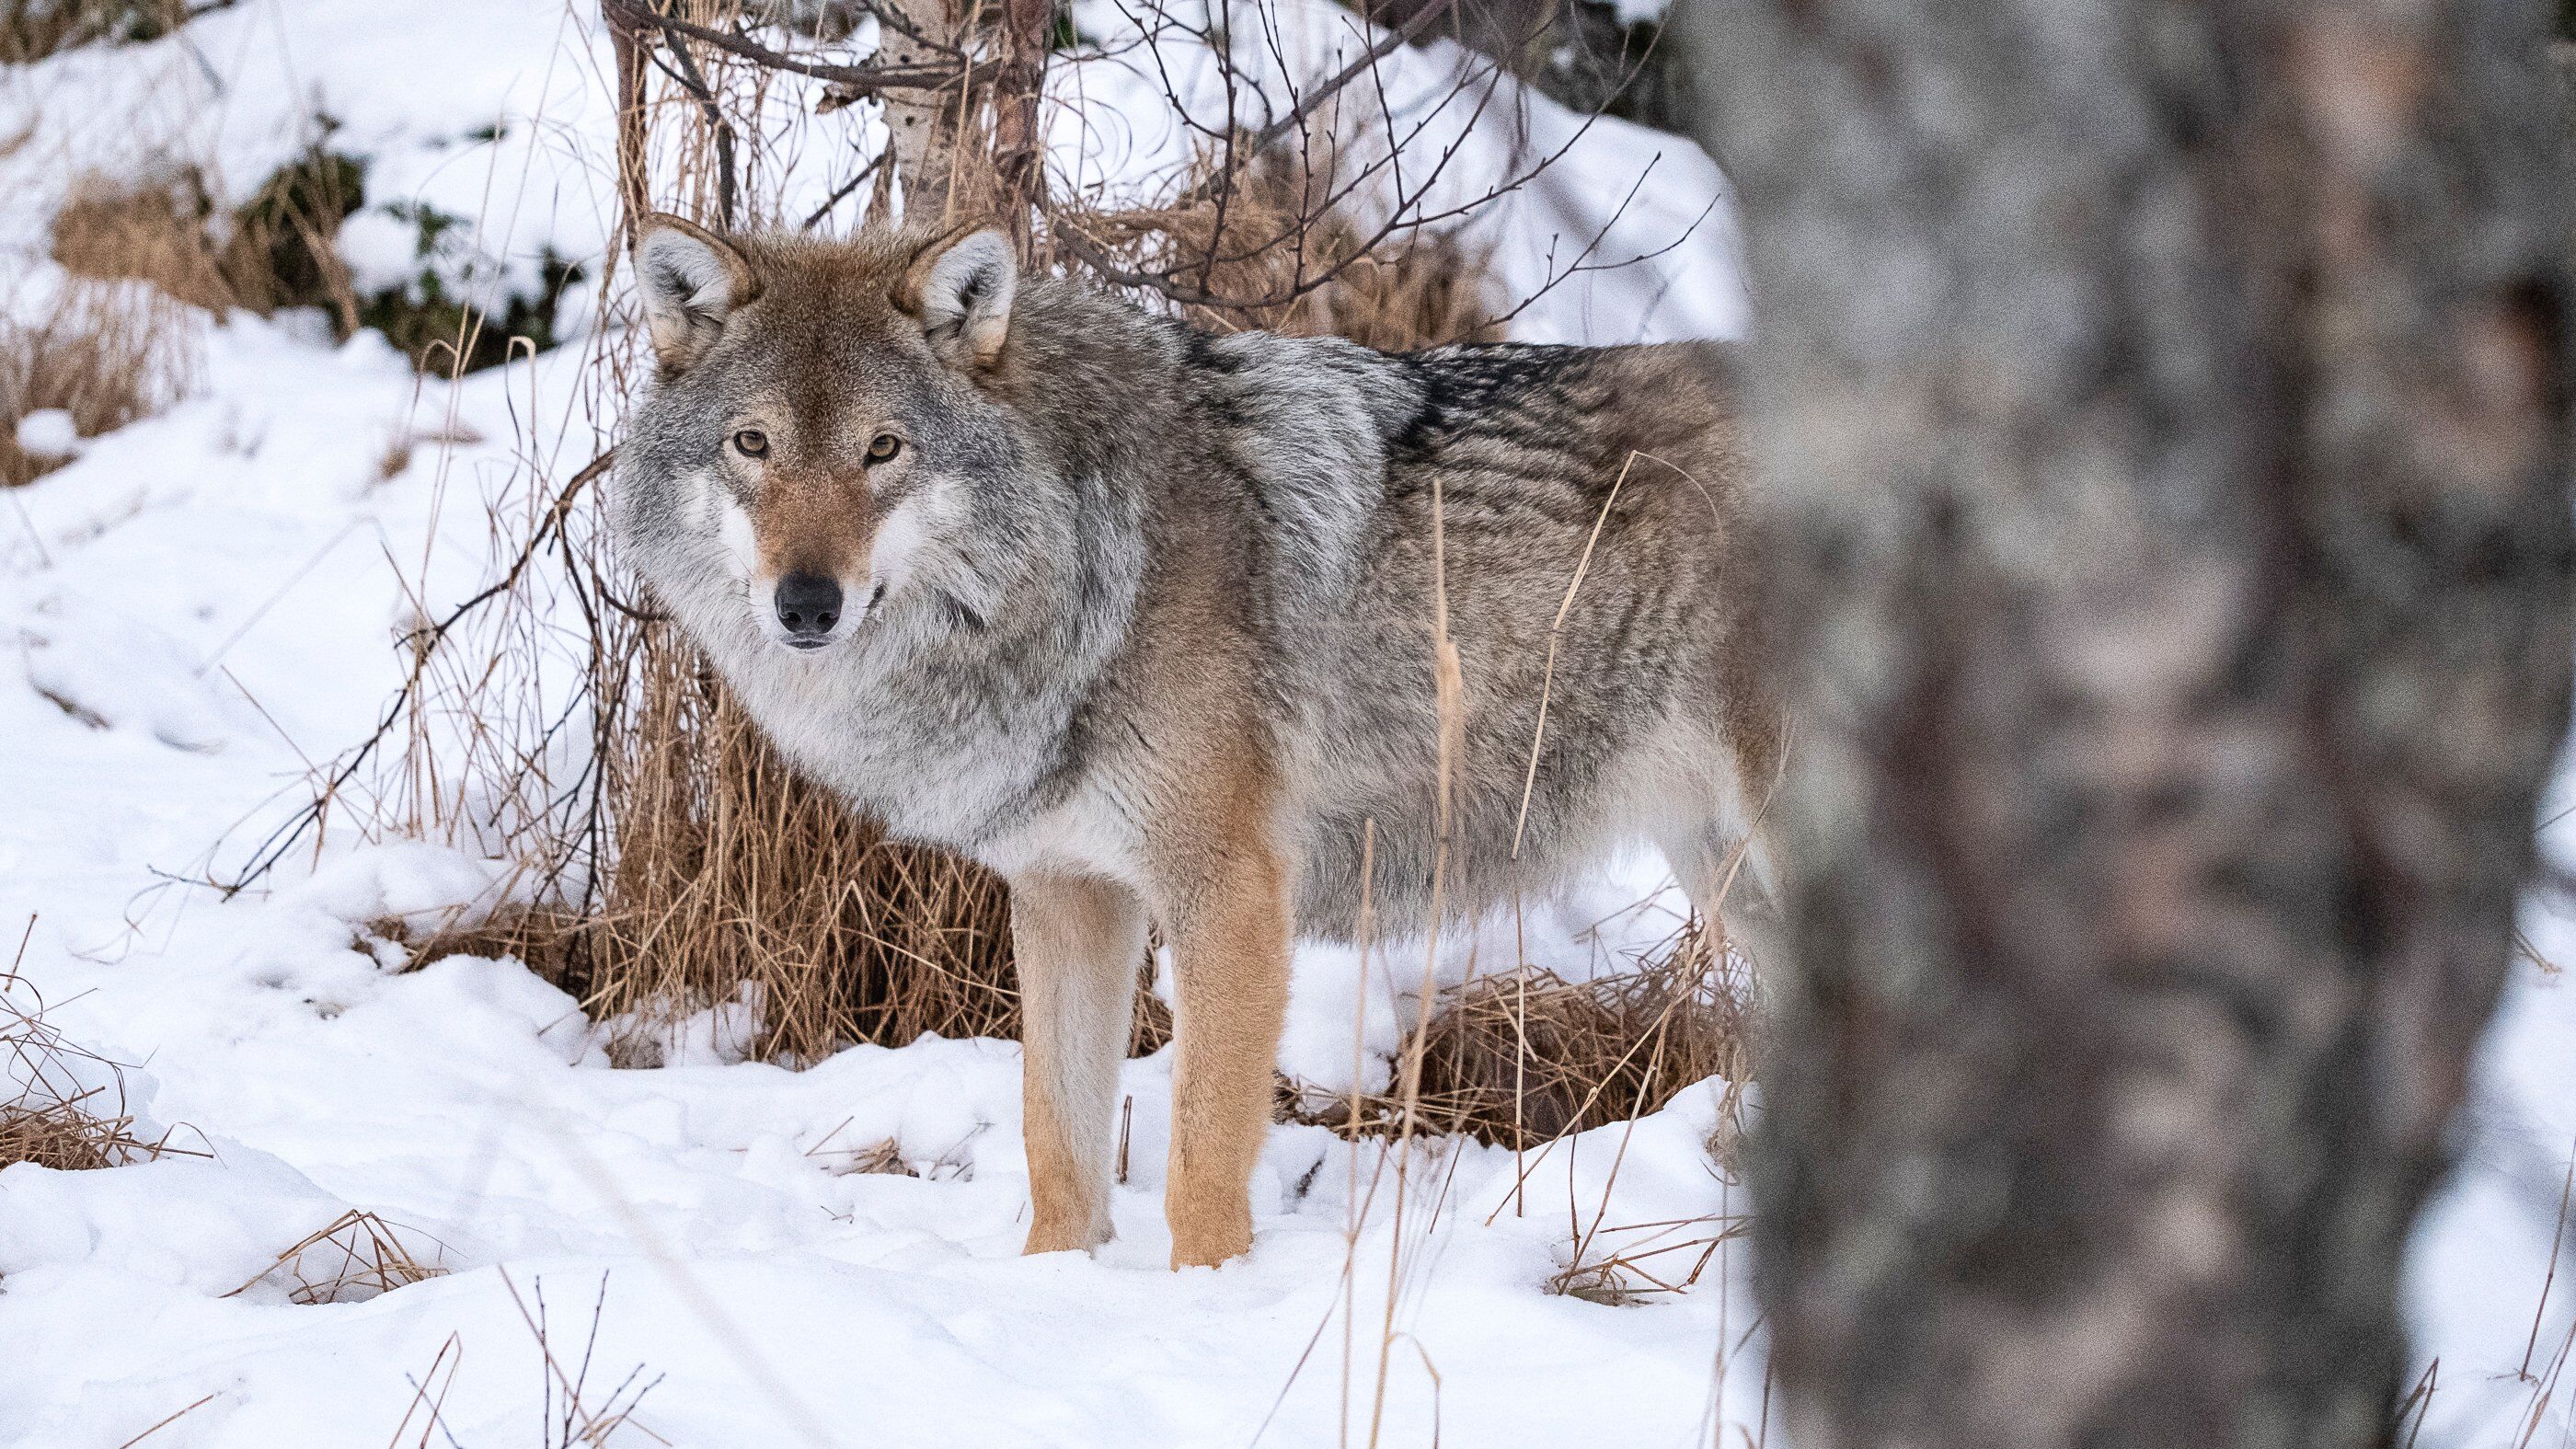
[1157,841,1292,1270]
[1009,871,1149,1255]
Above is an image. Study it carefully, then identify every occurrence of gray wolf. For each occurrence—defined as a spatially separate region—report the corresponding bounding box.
[612,215,1778,1269]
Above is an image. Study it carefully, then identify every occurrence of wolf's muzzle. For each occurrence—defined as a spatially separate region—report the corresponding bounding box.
[774,573,843,648]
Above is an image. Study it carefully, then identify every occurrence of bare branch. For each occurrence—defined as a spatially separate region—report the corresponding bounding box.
[219,450,617,896]
[600,0,961,95]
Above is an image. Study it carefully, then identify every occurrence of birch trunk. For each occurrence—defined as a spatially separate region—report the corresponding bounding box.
[880,0,960,219]
[1687,3,2574,1444]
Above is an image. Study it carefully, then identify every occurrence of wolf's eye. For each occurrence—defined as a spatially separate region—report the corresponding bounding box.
[732,430,768,458]
[867,432,902,463]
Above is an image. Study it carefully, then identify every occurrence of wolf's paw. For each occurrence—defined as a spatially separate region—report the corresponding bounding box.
[1021,1216,1110,1257]
[1167,1206,1252,1270]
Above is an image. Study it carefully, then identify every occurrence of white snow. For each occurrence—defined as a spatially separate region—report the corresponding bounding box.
[13,408,78,458]
[0,3,2559,1448]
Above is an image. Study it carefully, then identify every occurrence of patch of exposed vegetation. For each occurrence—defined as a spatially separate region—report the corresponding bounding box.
[53,133,583,376]
[0,0,192,64]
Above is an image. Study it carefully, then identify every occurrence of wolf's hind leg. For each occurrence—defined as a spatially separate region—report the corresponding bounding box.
[1009,871,1149,1255]
[1658,819,1788,975]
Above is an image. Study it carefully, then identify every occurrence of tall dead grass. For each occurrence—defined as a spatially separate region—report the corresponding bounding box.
[54,153,576,375]
[13,155,364,487]
[0,274,192,486]
[52,153,364,324]
[50,174,235,310]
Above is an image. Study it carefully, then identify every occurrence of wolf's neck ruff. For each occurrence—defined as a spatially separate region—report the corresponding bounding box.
[611,217,1771,1269]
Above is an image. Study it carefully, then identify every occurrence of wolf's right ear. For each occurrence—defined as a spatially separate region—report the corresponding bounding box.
[635,214,759,367]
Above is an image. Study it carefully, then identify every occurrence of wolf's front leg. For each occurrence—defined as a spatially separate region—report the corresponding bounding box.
[1008,871,1149,1255]
[1156,830,1292,1269]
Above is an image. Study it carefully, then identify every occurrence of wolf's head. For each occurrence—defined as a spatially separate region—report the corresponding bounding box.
[615,216,1025,652]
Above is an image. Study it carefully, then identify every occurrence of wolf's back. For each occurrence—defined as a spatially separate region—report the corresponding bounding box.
[1183,332,1753,936]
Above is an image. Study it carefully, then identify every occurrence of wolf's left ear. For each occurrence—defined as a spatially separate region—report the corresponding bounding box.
[902,228,1017,369]
[636,213,759,367]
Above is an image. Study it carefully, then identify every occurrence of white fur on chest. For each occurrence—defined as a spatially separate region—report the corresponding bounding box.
[712,638,1030,847]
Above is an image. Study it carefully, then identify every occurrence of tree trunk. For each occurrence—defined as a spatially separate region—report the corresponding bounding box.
[1686,3,2573,1445]
[880,0,961,219]
[878,0,1049,238]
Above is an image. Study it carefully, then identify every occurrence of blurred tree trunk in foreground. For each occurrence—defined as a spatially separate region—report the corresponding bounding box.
[1687,2,2572,1445]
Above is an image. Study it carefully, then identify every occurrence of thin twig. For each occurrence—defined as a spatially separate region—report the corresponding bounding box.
[218,450,615,895]
[801,151,888,230]
[643,3,742,229]
[114,1395,216,1449]
[1234,0,1456,175]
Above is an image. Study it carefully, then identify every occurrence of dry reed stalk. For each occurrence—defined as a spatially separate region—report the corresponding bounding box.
[0,273,194,486]
[1547,1209,1746,1305]
[500,1270,666,1449]
[224,1207,450,1305]
[802,1120,916,1178]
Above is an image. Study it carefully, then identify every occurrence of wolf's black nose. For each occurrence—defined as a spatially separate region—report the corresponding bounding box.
[775,574,843,637]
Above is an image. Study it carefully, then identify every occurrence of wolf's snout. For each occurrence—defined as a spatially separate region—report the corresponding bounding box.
[774,573,843,646]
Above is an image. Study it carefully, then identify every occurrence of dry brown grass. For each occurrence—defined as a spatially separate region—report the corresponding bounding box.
[224,1207,450,1305]
[0,0,186,64]
[0,273,193,486]
[1546,1208,1746,1306]
[1290,920,1756,1151]
[15,158,370,488]
[52,155,363,325]
[3,955,200,1172]
[50,173,237,310]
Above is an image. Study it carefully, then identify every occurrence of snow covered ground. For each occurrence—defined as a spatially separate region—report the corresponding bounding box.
[0,4,2563,1447]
